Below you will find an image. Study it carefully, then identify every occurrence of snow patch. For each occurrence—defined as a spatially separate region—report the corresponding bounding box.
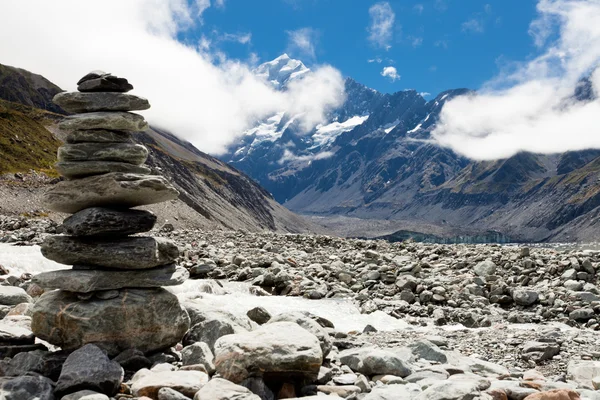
[312,115,369,147]
[408,123,422,133]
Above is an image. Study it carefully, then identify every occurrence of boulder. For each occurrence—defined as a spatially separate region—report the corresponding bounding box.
[62,391,110,400]
[57,161,151,179]
[31,288,190,356]
[522,341,560,363]
[513,289,539,306]
[193,378,260,400]
[59,112,148,132]
[0,349,66,380]
[58,143,148,165]
[268,311,333,357]
[130,369,208,399]
[53,92,150,113]
[246,307,271,325]
[181,342,215,374]
[0,375,55,400]
[213,321,323,383]
[0,323,34,344]
[418,379,484,400]
[61,207,157,237]
[523,389,580,400]
[42,173,179,213]
[474,260,497,277]
[41,236,179,269]
[0,286,33,306]
[33,264,188,293]
[364,384,422,399]
[55,344,123,397]
[339,347,413,377]
[567,360,600,389]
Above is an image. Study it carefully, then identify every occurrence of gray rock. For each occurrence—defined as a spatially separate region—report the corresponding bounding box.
[1,349,66,380]
[339,347,413,377]
[364,384,422,399]
[58,143,149,165]
[513,288,539,306]
[521,341,560,363]
[112,348,152,371]
[31,288,190,356]
[62,390,110,400]
[77,72,133,92]
[183,302,253,351]
[55,344,124,397]
[268,311,333,357]
[474,260,496,277]
[41,236,179,269]
[333,373,357,385]
[181,342,215,374]
[569,308,595,322]
[408,340,448,363]
[214,321,323,384]
[59,112,148,132]
[0,286,32,306]
[0,375,55,400]
[57,161,151,179]
[0,323,34,344]
[247,306,271,324]
[567,360,600,389]
[418,379,483,400]
[193,378,260,400]
[34,264,187,292]
[158,387,192,400]
[131,369,208,398]
[54,92,150,113]
[66,130,133,144]
[61,207,157,237]
[43,172,179,213]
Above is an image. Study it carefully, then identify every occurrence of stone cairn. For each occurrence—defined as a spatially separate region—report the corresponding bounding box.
[30,71,190,356]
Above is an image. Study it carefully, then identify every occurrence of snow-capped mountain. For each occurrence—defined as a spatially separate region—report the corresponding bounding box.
[222,55,600,242]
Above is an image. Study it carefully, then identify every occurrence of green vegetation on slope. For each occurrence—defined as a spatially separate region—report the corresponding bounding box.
[0,99,61,176]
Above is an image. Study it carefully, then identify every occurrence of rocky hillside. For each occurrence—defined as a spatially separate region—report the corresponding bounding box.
[223,55,600,243]
[0,63,313,233]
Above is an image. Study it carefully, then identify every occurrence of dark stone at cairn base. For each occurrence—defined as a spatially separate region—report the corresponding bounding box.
[61,207,157,237]
[31,288,191,356]
[41,236,179,270]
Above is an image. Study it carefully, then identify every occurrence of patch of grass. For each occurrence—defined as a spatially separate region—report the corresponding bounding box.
[0,99,61,176]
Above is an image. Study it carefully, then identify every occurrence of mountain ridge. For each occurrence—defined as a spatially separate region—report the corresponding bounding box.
[222,55,600,242]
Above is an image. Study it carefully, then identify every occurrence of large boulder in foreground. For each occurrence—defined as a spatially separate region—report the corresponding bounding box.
[31,288,190,356]
[213,321,322,384]
[43,172,179,213]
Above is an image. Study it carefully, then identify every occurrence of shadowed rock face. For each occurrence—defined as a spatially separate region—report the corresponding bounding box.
[61,207,157,237]
[31,288,190,356]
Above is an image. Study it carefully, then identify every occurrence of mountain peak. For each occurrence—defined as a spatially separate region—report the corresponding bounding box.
[255,54,310,89]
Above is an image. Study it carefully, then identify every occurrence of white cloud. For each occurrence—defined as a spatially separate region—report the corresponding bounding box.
[368,58,383,63]
[368,2,396,50]
[414,4,425,14]
[462,18,485,34]
[278,149,334,165]
[286,27,319,59]
[434,0,448,12]
[0,0,345,155]
[221,32,252,44]
[381,66,401,81]
[433,0,600,160]
[410,36,424,47]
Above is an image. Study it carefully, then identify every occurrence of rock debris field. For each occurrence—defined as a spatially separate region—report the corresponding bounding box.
[2,69,600,400]
[2,213,600,399]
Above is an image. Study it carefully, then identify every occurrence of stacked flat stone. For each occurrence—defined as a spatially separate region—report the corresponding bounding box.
[30,72,190,356]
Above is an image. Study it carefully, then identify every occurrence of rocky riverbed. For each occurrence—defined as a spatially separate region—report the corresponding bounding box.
[2,214,600,399]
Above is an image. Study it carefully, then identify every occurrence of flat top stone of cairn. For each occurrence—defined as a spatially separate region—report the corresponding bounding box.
[77,71,134,93]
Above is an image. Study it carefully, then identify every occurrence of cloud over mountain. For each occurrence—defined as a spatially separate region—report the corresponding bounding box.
[0,0,345,154]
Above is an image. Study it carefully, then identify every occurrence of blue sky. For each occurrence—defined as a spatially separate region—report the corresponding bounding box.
[188,0,541,97]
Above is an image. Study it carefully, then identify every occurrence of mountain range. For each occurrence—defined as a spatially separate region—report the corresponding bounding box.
[222,55,600,243]
[0,63,313,233]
